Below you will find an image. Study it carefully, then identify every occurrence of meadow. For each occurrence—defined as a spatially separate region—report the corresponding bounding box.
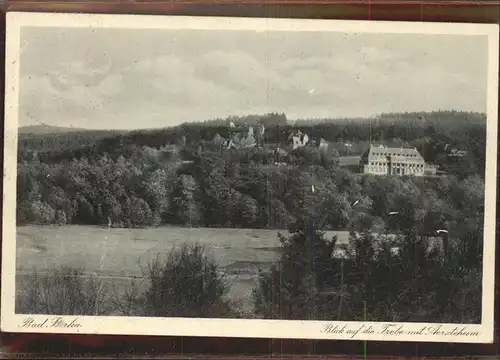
[16,225,348,313]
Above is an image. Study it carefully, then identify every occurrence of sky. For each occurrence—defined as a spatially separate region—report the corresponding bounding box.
[18,26,488,130]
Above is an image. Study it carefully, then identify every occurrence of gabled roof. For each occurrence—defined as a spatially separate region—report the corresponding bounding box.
[367,144,423,158]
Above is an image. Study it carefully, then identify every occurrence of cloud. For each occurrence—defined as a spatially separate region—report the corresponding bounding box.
[17,29,488,129]
[19,66,124,127]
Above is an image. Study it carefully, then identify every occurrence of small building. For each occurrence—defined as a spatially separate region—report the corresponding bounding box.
[239,126,257,148]
[288,130,309,150]
[360,144,435,176]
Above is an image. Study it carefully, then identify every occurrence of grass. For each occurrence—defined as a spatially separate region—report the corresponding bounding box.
[17,243,238,318]
[16,225,350,313]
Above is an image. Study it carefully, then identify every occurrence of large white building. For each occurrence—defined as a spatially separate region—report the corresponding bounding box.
[360,145,437,176]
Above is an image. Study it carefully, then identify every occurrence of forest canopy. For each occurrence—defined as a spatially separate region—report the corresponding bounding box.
[17,110,486,232]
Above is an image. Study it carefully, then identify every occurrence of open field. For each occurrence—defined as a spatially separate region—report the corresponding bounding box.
[16,226,350,313]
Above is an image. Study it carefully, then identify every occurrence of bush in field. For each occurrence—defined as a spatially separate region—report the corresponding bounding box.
[142,243,234,318]
[16,266,109,315]
[122,196,158,228]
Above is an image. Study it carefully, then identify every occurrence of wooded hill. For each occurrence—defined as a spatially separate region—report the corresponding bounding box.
[19,110,486,156]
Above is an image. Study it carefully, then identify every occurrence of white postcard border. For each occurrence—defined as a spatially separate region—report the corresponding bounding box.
[1,12,498,343]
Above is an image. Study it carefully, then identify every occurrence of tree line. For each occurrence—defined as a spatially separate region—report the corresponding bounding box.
[18,135,484,244]
[19,111,486,177]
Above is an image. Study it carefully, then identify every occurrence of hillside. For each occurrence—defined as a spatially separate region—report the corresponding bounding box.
[18,127,127,158]
[19,124,90,135]
[17,110,486,163]
[295,110,487,127]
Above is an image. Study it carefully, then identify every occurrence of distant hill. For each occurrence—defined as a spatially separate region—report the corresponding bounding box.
[18,125,128,156]
[19,124,89,135]
[17,110,485,162]
[182,113,289,128]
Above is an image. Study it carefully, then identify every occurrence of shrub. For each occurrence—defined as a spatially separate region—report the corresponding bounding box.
[110,279,147,316]
[55,209,67,225]
[26,200,56,224]
[16,266,109,315]
[142,243,233,318]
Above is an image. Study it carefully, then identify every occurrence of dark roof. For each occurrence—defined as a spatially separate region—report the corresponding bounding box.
[367,144,423,158]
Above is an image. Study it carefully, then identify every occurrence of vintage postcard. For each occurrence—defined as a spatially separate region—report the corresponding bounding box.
[1,12,498,343]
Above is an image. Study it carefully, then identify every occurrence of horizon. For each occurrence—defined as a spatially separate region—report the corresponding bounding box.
[18,109,487,132]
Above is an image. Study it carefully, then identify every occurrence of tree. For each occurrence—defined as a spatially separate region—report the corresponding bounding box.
[320,148,340,169]
[169,175,200,226]
[291,146,322,166]
[29,200,56,224]
[143,243,233,318]
[233,165,272,228]
[199,170,232,227]
[282,169,315,221]
[125,197,157,228]
[319,191,353,230]
[47,186,75,224]
[74,195,95,225]
[253,218,337,320]
[228,191,259,228]
[55,209,67,225]
[268,198,295,230]
[333,227,380,320]
[142,167,176,220]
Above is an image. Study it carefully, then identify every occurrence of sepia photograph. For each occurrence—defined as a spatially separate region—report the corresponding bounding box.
[1,12,498,342]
